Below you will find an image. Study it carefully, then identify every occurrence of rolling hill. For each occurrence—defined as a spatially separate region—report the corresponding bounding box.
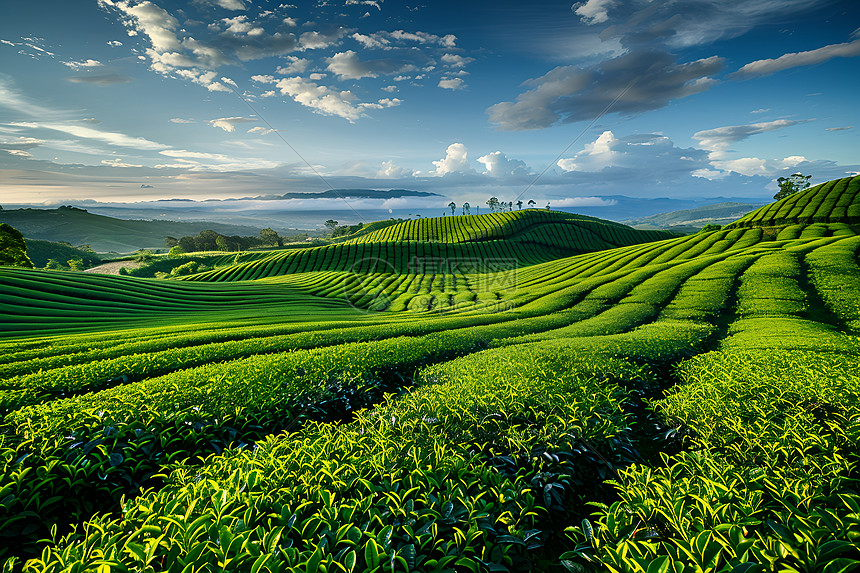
[0,176,859,571]
[0,206,275,253]
[622,201,766,232]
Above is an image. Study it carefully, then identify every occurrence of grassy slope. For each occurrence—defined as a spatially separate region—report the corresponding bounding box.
[0,206,268,253]
[1,176,859,571]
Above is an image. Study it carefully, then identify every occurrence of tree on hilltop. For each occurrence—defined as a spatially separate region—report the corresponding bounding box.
[462,202,470,215]
[774,173,812,200]
[516,200,523,210]
[527,200,536,208]
[260,227,281,247]
[448,201,456,215]
[487,197,500,212]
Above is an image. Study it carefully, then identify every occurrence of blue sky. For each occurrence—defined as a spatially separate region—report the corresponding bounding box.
[1,0,858,211]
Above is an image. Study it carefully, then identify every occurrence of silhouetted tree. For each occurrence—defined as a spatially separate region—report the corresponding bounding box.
[462,202,470,215]
[487,197,500,212]
[774,173,812,200]
[324,219,339,232]
[448,201,456,215]
[528,200,536,208]
[516,200,523,210]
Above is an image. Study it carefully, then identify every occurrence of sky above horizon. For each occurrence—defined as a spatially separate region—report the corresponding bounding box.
[1,0,859,211]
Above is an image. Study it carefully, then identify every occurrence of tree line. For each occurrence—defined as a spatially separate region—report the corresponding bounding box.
[165,228,309,254]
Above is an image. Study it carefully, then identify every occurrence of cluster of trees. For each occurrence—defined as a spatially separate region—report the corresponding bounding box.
[165,228,308,253]
[324,220,365,237]
[441,198,544,215]
[774,173,812,200]
[0,223,34,268]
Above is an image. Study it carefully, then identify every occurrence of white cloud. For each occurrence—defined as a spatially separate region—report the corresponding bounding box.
[750,108,770,114]
[389,30,456,47]
[556,130,712,178]
[826,126,852,132]
[477,151,530,177]
[208,116,257,132]
[251,74,275,83]
[159,149,232,160]
[326,50,413,80]
[102,157,144,167]
[169,118,194,123]
[573,0,616,24]
[222,15,264,37]
[61,59,103,70]
[274,76,364,122]
[346,0,382,10]
[12,121,169,150]
[247,126,275,135]
[276,56,309,74]
[440,53,473,68]
[300,30,347,50]
[352,32,389,49]
[430,143,474,176]
[692,119,806,159]
[107,40,123,46]
[100,0,181,53]
[733,39,860,79]
[438,77,465,90]
[377,160,412,178]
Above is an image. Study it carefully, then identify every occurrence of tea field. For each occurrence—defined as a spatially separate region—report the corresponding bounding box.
[1,176,859,572]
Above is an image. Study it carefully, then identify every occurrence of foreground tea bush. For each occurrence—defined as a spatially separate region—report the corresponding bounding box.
[16,344,654,572]
[562,349,860,572]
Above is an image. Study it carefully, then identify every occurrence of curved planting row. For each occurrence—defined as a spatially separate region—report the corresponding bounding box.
[729,175,860,228]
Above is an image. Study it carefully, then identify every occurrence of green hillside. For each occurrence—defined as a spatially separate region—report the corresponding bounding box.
[1,176,859,571]
[0,223,33,268]
[728,175,860,227]
[623,201,766,231]
[0,206,273,253]
[184,210,675,283]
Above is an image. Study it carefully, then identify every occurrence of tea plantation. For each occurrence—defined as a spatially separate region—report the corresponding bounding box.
[1,176,859,572]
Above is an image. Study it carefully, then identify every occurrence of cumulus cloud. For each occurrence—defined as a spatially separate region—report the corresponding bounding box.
[326,50,412,80]
[440,53,474,68]
[377,160,412,178]
[61,59,103,70]
[429,143,474,176]
[300,29,347,50]
[573,0,616,25]
[67,74,132,86]
[487,51,723,130]
[276,56,309,74]
[438,77,465,90]
[169,117,194,123]
[100,0,181,53]
[477,151,530,177]
[247,126,275,135]
[274,77,363,122]
[556,130,711,179]
[733,39,860,79]
[692,119,806,159]
[208,116,257,132]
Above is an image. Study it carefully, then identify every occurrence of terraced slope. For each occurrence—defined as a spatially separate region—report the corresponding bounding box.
[1,178,860,572]
[185,210,674,282]
[728,174,860,227]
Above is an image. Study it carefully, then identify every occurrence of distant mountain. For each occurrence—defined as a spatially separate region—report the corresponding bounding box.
[0,206,275,253]
[199,189,441,201]
[622,202,766,232]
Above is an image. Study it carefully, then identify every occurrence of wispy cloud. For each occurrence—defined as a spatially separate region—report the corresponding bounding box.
[733,39,860,79]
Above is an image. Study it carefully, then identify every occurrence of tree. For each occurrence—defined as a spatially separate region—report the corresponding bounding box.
[486,197,500,212]
[46,258,64,270]
[67,257,85,271]
[462,202,470,215]
[527,200,536,208]
[215,235,230,251]
[448,201,456,215]
[168,245,186,258]
[165,236,179,248]
[774,173,812,200]
[134,249,154,263]
[545,202,551,210]
[324,220,339,233]
[178,236,196,253]
[516,200,523,210]
[260,227,281,246]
